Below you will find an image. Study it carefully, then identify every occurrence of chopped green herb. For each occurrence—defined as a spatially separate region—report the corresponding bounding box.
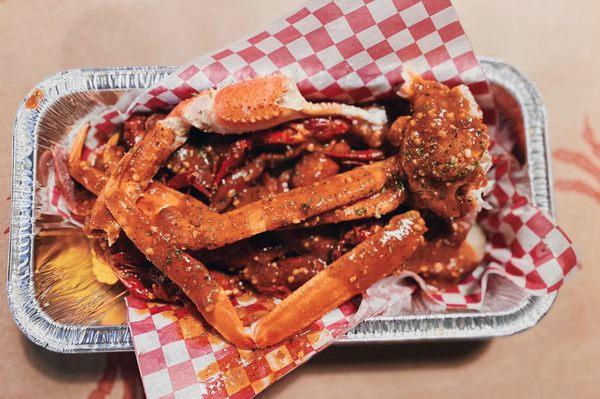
[300,203,310,214]
[174,248,183,260]
[354,207,367,216]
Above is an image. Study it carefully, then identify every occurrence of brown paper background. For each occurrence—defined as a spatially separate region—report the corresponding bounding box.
[1,1,598,398]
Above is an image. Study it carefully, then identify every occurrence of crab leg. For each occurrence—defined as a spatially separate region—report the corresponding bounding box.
[67,124,108,194]
[84,203,120,243]
[69,145,207,219]
[67,124,212,239]
[74,111,191,243]
[325,148,385,162]
[103,162,253,348]
[253,210,426,348]
[302,181,406,227]
[101,133,124,173]
[67,124,121,243]
[157,157,398,250]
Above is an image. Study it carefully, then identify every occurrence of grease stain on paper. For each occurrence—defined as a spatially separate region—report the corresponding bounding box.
[87,353,143,399]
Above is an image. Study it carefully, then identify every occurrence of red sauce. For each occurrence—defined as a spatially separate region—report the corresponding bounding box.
[399,77,489,218]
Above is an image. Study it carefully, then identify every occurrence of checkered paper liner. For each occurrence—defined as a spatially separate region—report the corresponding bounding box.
[126,295,359,399]
[40,0,579,397]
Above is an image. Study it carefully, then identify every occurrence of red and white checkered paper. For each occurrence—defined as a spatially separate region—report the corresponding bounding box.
[43,0,579,398]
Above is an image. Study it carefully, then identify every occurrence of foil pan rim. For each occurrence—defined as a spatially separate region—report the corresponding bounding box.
[7,58,556,353]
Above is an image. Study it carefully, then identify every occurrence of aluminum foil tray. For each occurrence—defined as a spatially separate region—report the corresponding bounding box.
[8,58,554,353]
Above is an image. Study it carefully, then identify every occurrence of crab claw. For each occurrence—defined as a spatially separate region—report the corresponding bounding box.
[171,74,387,135]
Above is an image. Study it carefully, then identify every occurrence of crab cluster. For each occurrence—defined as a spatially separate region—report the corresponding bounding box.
[58,74,489,348]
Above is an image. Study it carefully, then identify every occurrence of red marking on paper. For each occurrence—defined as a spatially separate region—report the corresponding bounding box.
[87,355,118,399]
[554,116,600,204]
[88,354,144,399]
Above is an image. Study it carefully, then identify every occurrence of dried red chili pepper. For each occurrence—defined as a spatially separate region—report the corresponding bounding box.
[260,117,350,145]
[213,138,253,186]
[166,171,211,197]
[260,127,306,145]
[119,275,155,300]
[303,117,350,142]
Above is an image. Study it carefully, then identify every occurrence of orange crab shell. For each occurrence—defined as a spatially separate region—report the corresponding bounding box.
[212,74,301,133]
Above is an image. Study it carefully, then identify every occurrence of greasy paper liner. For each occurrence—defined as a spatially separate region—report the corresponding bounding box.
[8,0,578,397]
